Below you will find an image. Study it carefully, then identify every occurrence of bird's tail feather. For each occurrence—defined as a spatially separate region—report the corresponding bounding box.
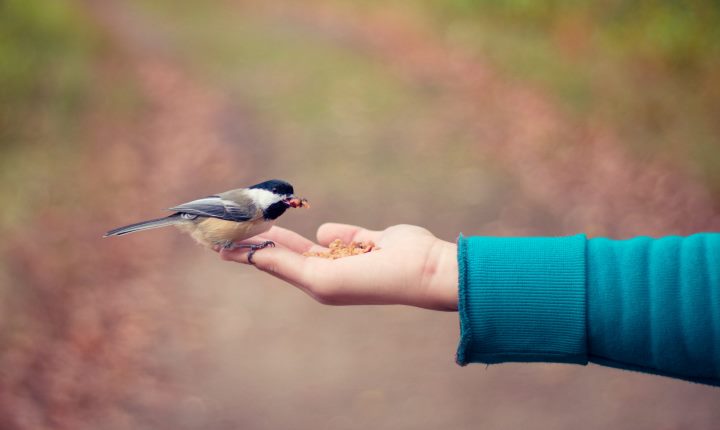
[103,215,182,237]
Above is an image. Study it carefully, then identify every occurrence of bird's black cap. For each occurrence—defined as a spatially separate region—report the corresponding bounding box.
[250,179,294,196]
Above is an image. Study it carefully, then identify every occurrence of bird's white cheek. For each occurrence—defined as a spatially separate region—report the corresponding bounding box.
[244,188,282,208]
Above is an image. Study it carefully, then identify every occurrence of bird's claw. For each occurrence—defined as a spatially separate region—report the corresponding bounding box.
[220,240,275,264]
[246,240,275,264]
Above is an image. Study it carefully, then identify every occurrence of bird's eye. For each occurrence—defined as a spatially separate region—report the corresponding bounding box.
[272,187,278,193]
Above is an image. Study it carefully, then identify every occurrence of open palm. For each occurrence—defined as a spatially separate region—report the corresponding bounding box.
[218,223,458,311]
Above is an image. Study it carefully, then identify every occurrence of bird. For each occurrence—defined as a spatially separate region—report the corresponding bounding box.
[104,179,308,261]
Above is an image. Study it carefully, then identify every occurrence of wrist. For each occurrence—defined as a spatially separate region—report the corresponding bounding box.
[422,240,458,311]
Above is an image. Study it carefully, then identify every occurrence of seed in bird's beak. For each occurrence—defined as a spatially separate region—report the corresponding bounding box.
[286,197,310,208]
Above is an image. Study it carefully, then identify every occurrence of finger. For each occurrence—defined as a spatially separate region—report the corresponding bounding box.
[256,226,321,253]
[219,245,328,294]
[316,223,381,246]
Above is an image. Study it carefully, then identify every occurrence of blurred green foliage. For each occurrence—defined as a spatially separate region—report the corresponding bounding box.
[419,0,720,192]
[337,0,719,193]
[431,0,720,69]
[0,0,97,229]
[0,0,95,146]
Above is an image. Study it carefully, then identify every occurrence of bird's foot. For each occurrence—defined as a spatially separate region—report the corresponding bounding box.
[222,240,275,264]
[245,241,275,264]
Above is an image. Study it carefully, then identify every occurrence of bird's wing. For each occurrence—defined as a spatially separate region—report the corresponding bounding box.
[168,196,256,222]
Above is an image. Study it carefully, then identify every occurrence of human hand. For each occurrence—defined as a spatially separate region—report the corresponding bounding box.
[217,223,458,311]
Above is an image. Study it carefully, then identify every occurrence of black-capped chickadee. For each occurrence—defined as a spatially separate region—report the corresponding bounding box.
[104,179,308,260]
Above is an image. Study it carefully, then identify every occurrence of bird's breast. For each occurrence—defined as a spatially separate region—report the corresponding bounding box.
[176,217,272,248]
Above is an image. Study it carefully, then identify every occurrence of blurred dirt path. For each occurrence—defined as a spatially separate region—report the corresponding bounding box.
[261,1,720,236]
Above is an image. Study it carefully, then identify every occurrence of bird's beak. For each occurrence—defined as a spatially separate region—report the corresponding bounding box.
[284,196,310,208]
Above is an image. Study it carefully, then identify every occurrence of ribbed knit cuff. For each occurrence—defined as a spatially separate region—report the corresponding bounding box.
[456,234,588,365]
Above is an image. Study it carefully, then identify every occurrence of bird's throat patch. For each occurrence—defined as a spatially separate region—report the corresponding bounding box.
[263,201,288,220]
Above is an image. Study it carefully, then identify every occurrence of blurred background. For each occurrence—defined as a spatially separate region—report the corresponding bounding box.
[1,0,719,428]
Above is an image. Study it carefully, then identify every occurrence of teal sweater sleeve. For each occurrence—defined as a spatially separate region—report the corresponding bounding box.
[456,233,720,386]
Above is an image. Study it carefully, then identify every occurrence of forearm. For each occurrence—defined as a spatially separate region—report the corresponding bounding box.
[587,234,720,385]
[456,233,720,386]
